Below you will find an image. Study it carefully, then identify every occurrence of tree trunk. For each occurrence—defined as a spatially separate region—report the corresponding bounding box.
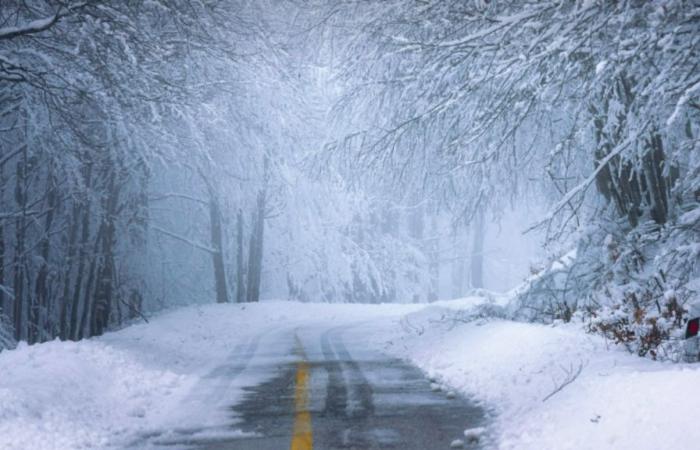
[427,212,439,302]
[69,161,93,341]
[208,188,229,304]
[91,169,119,336]
[245,157,269,304]
[451,233,465,298]
[236,209,245,303]
[0,165,6,320]
[12,152,28,341]
[246,190,265,303]
[59,204,80,340]
[470,210,485,290]
[78,236,99,340]
[591,75,677,229]
[32,170,57,343]
[408,203,424,240]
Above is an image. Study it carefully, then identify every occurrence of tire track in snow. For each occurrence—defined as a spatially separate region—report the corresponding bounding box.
[320,328,348,417]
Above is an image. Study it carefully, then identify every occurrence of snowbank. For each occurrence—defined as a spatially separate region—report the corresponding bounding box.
[0,339,188,449]
[385,299,700,450]
[0,302,276,450]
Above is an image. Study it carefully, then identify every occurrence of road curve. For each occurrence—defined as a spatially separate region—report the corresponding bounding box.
[134,322,487,450]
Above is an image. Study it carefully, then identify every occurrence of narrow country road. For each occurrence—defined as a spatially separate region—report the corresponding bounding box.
[131,321,487,449]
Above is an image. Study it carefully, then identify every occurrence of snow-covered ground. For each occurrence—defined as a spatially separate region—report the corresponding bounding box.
[383,297,700,450]
[0,298,698,449]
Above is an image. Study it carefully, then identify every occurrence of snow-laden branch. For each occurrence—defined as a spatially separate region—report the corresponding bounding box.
[0,210,41,220]
[0,284,14,300]
[0,146,25,169]
[0,16,58,40]
[435,5,556,48]
[0,3,86,41]
[149,193,208,206]
[151,225,217,254]
[667,79,700,127]
[526,122,649,234]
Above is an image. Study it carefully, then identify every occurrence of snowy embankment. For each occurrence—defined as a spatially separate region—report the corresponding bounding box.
[383,296,700,450]
[0,303,264,450]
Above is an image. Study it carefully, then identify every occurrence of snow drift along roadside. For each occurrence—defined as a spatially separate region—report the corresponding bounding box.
[385,299,700,450]
[0,302,272,450]
[0,338,188,450]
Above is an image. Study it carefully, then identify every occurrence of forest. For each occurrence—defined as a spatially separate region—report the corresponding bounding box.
[1,0,699,363]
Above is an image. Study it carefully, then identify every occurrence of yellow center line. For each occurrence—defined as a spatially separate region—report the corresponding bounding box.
[290,334,313,450]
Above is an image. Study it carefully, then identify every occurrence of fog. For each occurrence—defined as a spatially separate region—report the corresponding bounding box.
[0,0,697,356]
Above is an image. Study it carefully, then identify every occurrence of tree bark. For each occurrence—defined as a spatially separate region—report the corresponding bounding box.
[0,165,6,320]
[236,209,245,303]
[12,151,28,341]
[591,75,677,229]
[69,161,93,341]
[246,157,268,303]
[208,190,229,304]
[451,233,465,298]
[246,191,265,303]
[91,168,119,336]
[78,232,99,340]
[31,169,57,343]
[59,204,80,340]
[470,210,485,290]
[427,212,439,302]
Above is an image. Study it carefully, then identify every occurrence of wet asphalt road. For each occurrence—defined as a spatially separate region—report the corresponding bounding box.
[135,323,487,450]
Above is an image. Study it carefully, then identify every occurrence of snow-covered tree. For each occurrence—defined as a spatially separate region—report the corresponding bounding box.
[321,0,700,358]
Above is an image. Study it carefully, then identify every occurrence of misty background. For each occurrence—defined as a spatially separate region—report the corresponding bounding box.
[0,0,698,361]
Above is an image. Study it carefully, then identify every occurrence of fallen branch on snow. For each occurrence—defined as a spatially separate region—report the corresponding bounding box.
[542,360,586,402]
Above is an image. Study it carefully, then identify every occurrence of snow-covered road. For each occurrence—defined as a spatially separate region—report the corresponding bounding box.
[131,321,485,449]
[1,298,699,450]
[0,301,488,450]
